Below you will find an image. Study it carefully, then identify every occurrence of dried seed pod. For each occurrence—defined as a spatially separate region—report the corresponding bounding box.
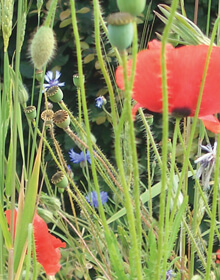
[29,26,56,70]
[41,109,54,126]
[24,106,36,120]
[46,86,63,103]
[107,13,134,51]
[53,110,70,129]
[51,171,68,189]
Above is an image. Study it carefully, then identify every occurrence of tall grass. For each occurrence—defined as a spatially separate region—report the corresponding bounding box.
[1,0,220,279]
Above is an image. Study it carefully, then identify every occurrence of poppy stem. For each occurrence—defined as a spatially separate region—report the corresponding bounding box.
[156,0,180,279]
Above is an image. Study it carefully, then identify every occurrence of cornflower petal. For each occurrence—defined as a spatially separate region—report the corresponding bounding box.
[43,70,65,91]
[45,71,53,82]
[69,149,91,164]
[85,191,108,208]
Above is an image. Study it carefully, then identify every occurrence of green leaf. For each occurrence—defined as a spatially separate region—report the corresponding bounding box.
[13,139,43,272]
[0,202,12,249]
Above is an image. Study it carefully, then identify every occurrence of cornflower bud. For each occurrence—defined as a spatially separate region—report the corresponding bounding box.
[29,26,56,70]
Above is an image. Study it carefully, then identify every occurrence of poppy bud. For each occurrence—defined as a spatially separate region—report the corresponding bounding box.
[53,110,70,129]
[51,171,68,189]
[46,86,63,103]
[30,26,56,70]
[116,0,146,16]
[73,74,85,87]
[18,82,29,106]
[24,106,36,120]
[35,69,43,82]
[107,12,134,51]
[145,114,153,125]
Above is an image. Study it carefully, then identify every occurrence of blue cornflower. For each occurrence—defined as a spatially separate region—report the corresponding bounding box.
[43,71,65,91]
[95,96,106,108]
[194,142,217,190]
[166,270,176,280]
[85,191,108,208]
[69,149,91,164]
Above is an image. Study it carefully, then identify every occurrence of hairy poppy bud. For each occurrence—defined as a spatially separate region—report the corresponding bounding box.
[30,26,56,70]
[117,0,146,16]
[53,110,70,129]
[18,82,29,106]
[73,74,85,87]
[107,13,134,51]
[46,86,63,103]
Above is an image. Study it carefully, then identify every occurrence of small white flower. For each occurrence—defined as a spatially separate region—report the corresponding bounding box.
[194,142,217,190]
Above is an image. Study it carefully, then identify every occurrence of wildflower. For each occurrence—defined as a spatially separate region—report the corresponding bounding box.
[166,270,176,280]
[95,96,106,108]
[69,149,91,164]
[5,209,66,276]
[194,142,217,190]
[85,191,109,208]
[115,39,220,133]
[43,71,65,91]
[216,249,220,264]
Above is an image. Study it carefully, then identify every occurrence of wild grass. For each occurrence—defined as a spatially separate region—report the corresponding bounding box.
[1,0,220,279]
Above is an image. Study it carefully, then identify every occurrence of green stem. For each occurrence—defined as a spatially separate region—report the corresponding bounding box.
[120,42,142,280]
[92,0,118,129]
[44,0,58,27]
[156,0,179,278]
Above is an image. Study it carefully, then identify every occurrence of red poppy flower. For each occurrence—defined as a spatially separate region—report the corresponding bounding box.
[115,40,220,133]
[5,209,66,276]
[216,249,220,264]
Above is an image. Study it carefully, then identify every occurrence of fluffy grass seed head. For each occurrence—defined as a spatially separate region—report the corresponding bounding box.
[29,26,56,70]
[2,0,14,51]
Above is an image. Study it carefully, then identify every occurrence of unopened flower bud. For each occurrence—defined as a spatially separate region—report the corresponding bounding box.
[24,106,36,120]
[107,13,134,51]
[18,82,29,106]
[117,0,146,16]
[46,86,63,103]
[35,69,43,82]
[30,26,56,70]
[73,74,85,87]
[53,110,70,129]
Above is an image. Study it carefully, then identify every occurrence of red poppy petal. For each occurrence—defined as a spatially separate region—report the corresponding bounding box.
[199,115,220,134]
[115,40,220,117]
[5,209,17,239]
[132,103,141,120]
[33,214,66,275]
